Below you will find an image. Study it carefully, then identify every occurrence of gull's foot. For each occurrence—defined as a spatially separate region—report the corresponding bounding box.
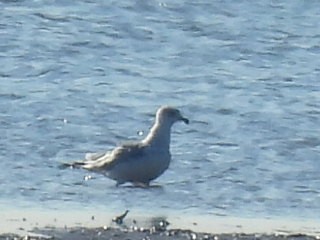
[115,181,126,187]
[132,182,150,188]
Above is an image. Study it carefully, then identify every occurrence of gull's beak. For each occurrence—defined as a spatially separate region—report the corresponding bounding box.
[180,116,189,124]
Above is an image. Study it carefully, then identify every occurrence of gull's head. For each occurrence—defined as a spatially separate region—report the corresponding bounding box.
[156,106,189,126]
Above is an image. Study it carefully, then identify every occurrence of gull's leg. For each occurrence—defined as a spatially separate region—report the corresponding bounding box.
[116,181,125,187]
[132,182,150,188]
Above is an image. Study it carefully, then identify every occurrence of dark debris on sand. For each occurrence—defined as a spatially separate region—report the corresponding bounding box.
[0,224,318,240]
[0,214,317,240]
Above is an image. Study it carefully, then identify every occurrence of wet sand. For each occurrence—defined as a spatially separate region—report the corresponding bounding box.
[1,209,319,240]
[1,225,318,240]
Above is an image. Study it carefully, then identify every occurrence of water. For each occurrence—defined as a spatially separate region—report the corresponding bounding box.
[1,0,320,224]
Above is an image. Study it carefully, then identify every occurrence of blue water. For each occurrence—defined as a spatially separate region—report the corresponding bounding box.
[1,0,320,222]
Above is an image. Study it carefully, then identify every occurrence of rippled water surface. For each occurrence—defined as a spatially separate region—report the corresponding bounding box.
[1,0,320,222]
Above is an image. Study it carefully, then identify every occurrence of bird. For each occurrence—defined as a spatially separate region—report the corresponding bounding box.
[63,106,189,187]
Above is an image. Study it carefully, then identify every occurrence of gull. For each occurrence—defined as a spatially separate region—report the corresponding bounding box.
[64,106,189,186]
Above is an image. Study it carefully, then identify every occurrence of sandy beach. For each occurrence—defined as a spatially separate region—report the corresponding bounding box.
[1,209,319,240]
[1,226,318,240]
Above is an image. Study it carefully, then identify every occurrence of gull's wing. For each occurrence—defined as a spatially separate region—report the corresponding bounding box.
[82,142,147,171]
[85,152,108,161]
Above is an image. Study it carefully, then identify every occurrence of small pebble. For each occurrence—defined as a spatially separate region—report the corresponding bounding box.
[190,232,197,240]
[203,234,211,240]
[23,235,30,240]
[103,225,109,230]
[150,226,157,234]
[84,175,92,181]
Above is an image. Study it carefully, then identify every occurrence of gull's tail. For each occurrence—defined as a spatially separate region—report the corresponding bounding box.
[59,160,86,169]
[59,151,110,170]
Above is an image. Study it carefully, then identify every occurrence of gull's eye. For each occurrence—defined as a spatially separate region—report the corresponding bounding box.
[168,109,179,118]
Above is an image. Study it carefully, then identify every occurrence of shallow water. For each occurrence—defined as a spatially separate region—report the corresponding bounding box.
[0,0,320,223]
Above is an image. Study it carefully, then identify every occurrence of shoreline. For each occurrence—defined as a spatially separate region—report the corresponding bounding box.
[1,209,319,239]
[2,226,318,240]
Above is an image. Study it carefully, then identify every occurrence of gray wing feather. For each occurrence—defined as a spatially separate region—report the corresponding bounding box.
[85,152,107,161]
[82,142,147,171]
